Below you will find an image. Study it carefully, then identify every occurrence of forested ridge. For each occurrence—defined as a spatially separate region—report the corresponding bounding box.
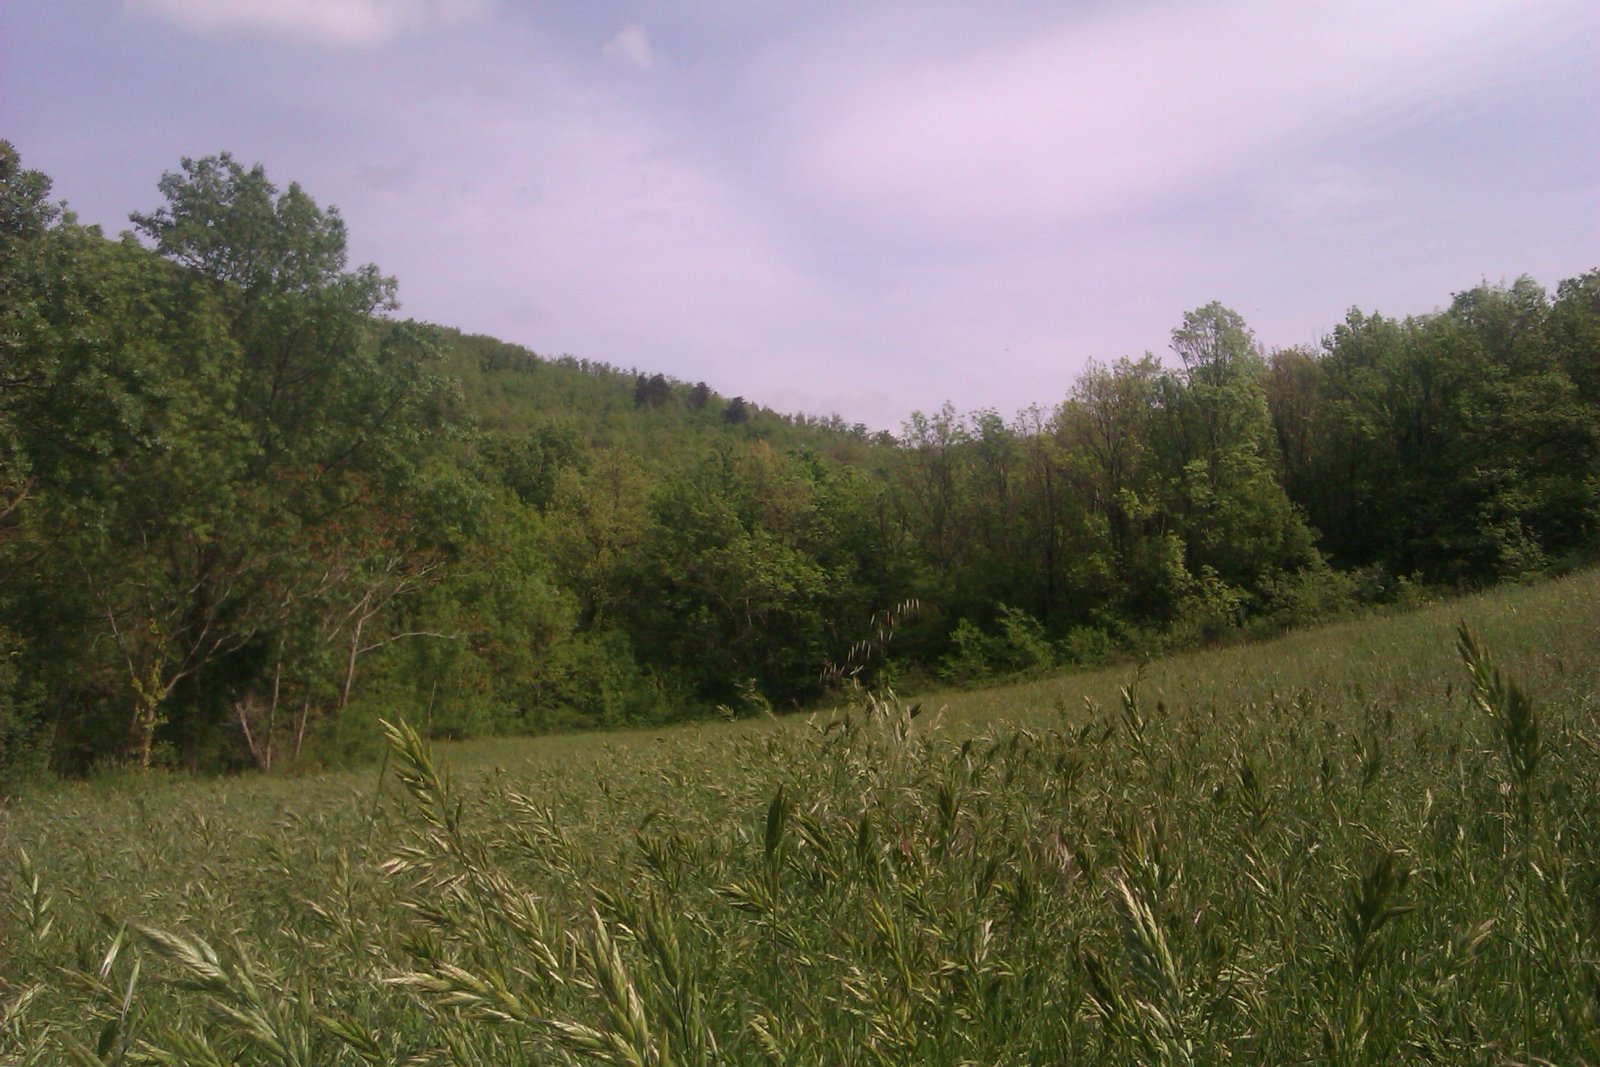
[3,144,1597,776]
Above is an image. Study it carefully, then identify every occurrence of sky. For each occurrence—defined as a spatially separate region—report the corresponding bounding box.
[3,0,1597,430]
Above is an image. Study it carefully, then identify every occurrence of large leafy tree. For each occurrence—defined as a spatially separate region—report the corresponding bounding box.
[1159,304,1320,597]
[623,442,836,707]
[1447,279,1600,574]
[1058,355,1183,625]
[1,144,255,767]
[0,142,69,768]
[3,150,451,768]
[127,155,450,765]
[0,141,66,552]
[1298,280,1599,584]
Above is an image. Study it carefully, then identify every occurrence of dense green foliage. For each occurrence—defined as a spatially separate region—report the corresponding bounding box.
[3,569,1598,1062]
[2,142,1597,773]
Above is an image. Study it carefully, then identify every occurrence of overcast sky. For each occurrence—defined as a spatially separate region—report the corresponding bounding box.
[4,1,1596,429]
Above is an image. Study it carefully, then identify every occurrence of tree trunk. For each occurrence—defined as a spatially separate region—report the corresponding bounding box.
[130,690,162,769]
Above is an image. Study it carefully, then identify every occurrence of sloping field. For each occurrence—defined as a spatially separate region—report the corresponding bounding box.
[3,569,1598,1063]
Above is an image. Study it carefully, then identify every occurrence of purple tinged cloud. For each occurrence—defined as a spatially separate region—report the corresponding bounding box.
[124,0,492,48]
[783,2,1567,232]
[4,0,1596,430]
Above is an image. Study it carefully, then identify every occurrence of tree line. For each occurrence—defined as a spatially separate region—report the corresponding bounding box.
[2,144,1596,775]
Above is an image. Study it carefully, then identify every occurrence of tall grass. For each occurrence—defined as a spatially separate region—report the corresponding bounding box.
[3,569,1598,1064]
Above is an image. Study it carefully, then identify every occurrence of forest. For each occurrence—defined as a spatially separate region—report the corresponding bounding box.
[3,142,1598,776]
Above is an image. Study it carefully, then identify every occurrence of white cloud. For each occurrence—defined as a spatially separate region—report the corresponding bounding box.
[774,0,1592,237]
[602,24,657,71]
[126,0,490,48]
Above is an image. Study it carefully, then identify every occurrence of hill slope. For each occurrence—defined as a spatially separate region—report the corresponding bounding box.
[5,141,1597,776]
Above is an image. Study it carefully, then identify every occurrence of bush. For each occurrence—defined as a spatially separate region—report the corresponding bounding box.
[936,618,991,685]
[1171,565,1246,645]
[937,606,1056,685]
[1253,564,1358,634]
[992,604,1055,674]
[1057,625,1114,666]
[559,629,677,727]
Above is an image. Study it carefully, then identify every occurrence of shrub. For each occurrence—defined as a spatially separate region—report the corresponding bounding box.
[1170,565,1246,645]
[1057,625,1115,666]
[936,617,991,684]
[1253,564,1358,634]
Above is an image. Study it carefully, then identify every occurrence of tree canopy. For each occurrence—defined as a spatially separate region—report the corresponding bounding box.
[3,142,1596,776]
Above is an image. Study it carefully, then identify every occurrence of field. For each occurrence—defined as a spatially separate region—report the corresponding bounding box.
[3,570,1599,1065]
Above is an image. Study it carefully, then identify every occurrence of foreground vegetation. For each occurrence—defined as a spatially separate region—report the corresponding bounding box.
[3,569,1597,1063]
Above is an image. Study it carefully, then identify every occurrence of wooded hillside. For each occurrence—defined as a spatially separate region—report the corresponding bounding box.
[3,144,1596,774]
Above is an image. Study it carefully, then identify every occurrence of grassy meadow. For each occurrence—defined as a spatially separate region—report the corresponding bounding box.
[3,569,1599,1064]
